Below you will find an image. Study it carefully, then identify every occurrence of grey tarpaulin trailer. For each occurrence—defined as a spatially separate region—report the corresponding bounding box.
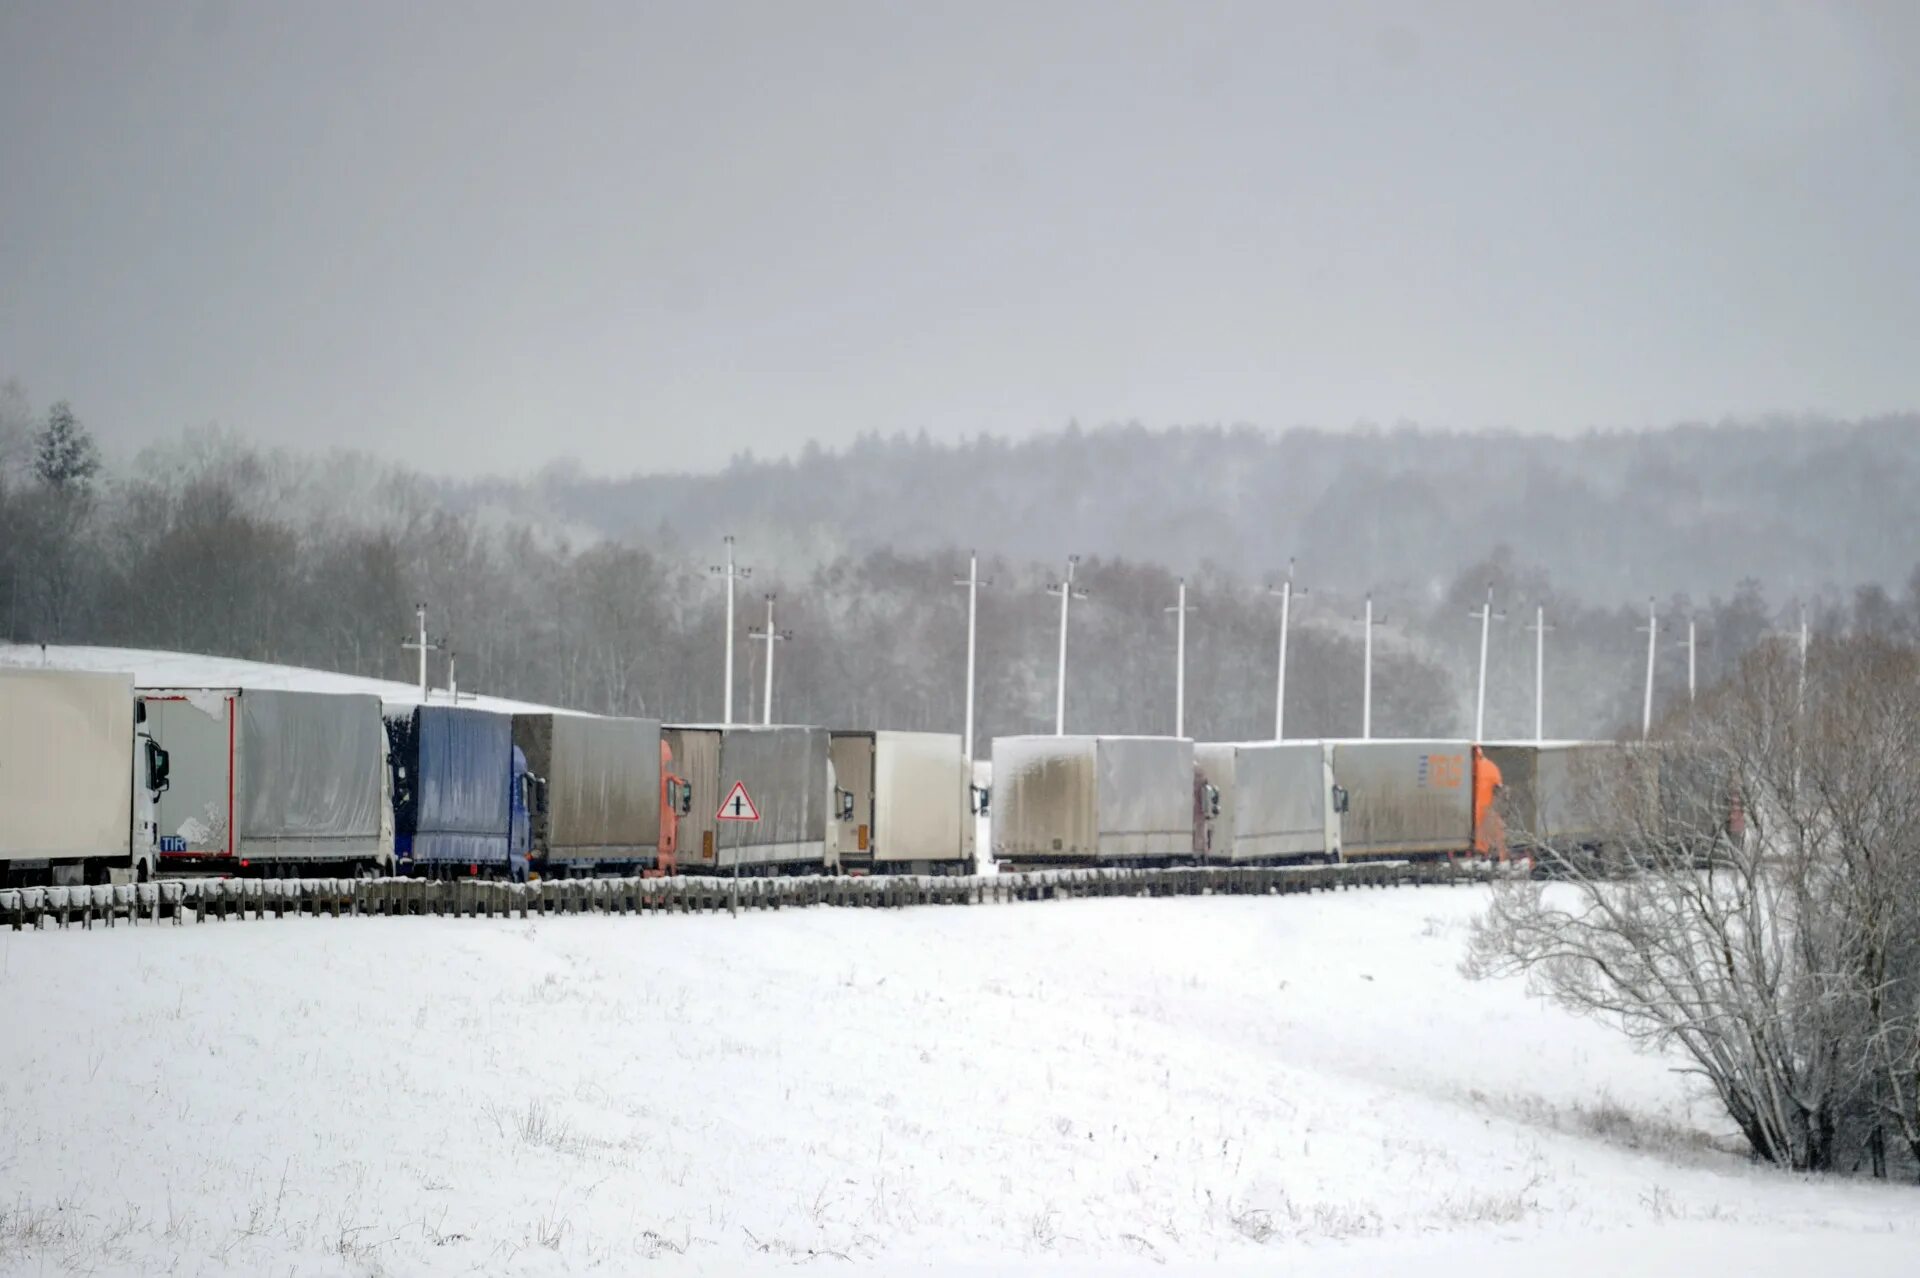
[1195,740,1344,863]
[1329,739,1475,861]
[511,713,661,874]
[142,687,389,871]
[663,724,829,873]
[991,735,1193,864]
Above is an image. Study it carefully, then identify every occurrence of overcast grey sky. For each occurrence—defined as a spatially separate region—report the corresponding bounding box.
[2,2,1916,476]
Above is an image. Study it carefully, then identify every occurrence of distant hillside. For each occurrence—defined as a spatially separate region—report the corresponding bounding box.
[444,416,1920,603]
[7,405,1916,744]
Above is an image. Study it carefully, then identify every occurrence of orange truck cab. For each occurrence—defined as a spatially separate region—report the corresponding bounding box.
[1471,745,1505,857]
[656,739,691,874]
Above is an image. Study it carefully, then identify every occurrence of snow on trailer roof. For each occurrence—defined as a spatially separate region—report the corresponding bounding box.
[826,727,962,739]
[993,733,1194,745]
[1478,738,1614,749]
[1200,739,1328,750]
[0,644,572,717]
[1314,737,1620,749]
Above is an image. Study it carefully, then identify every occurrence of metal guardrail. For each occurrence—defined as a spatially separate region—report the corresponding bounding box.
[0,860,1501,932]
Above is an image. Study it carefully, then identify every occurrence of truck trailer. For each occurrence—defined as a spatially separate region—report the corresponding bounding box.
[1195,741,1344,863]
[141,687,390,874]
[828,729,975,874]
[511,713,662,876]
[664,724,829,874]
[2,668,161,886]
[1479,741,1632,861]
[991,735,1194,865]
[385,705,531,878]
[1328,739,1475,861]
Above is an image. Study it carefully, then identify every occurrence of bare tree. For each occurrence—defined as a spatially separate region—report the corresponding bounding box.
[1796,637,1920,1176]
[1467,635,1920,1177]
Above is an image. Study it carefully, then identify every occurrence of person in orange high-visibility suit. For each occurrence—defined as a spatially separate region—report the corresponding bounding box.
[1472,746,1506,859]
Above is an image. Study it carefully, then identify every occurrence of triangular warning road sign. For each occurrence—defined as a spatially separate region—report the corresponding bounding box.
[715,780,761,822]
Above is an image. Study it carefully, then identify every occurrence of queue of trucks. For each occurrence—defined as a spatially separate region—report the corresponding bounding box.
[3,666,1677,888]
[0,670,977,886]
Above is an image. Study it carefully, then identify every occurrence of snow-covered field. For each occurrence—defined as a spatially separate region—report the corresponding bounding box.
[3,887,1916,1275]
[0,644,565,715]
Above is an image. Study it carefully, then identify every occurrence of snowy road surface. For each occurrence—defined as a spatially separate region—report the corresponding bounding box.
[3,887,1916,1274]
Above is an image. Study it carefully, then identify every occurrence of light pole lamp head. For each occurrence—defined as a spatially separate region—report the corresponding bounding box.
[954,553,996,589]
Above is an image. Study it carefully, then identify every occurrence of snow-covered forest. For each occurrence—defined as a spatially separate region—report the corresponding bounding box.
[5,385,1919,744]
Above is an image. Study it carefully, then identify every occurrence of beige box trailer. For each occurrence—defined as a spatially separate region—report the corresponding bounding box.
[1,669,136,884]
[1195,741,1343,863]
[830,730,974,873]
[991,735,1194,864]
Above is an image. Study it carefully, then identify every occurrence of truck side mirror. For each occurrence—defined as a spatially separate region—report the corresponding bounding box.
[536,777,550,816]
[146,740,171,795]
[1334,785,1350,815]
[835,787,856,822]
[679,782,693,817]
[971,784,991,816]
[1205,783,1221,819]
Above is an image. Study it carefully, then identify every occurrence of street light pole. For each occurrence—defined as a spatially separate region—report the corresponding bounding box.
[1684,617,1697,704]
[952,552,993,761]
[1469,584,1504,741]
[1268,560,1302,740]
[1047,556,1088,736]
[1525,604,1553,743]
[400,603,441,702]
[446,649,478,704]
[748,594,791,726]
[709,536,751,725]
[1639,598,1658,739]
[1798,603,1810,708]
[1362,595,1383,740]
[1165,578,1195,738]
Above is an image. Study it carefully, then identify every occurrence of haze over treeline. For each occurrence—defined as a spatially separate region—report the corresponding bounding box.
[451,415,1920,602]
[4,385,1917,749]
